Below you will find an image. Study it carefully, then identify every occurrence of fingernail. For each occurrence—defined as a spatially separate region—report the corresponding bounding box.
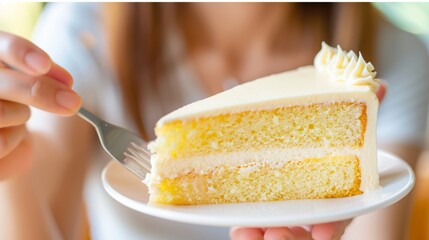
[25,51,51,74]
[56,91,81,111]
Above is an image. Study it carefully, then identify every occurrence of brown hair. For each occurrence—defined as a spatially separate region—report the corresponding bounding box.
[104,3,376,141]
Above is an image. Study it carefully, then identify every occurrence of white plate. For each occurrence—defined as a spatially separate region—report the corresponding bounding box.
[102,150,414,227]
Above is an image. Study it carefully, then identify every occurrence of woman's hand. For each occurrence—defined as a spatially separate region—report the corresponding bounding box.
[230,82,387,240]
[230,220,351,240]
[0,31,82,180]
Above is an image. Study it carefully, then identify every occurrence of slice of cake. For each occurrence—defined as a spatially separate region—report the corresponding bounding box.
[145,42,380,205]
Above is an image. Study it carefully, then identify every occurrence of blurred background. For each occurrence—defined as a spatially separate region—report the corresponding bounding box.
[1,2,429,240]
[0,2,43,39]
[2,3,429,48]
[370,4,429,240]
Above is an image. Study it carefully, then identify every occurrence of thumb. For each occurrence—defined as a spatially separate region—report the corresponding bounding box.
[376,81,387,103]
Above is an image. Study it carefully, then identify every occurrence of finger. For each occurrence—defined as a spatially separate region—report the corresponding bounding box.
[230,227,264,240]
[0,125,26,160]
[0,135,32,180]
[291,227,314,240]
[264,227,294,240]
[45,63,73,87]
[376,81,387,103]
[0,31,52,76]
[0,101,30,127]
[311,220,352,240]
[0,68,82,115]
[264,227,313,240]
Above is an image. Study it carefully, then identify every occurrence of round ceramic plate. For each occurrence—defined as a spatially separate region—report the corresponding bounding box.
[102,150,414,227]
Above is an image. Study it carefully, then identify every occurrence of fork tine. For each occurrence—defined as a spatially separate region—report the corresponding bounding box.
[131,142,151,155]
[124,152,150,171]
[128,145,149,160]
[124,152,151,172]
[127,147,150,166]
[121,156,150,179]
[125,143,152,172]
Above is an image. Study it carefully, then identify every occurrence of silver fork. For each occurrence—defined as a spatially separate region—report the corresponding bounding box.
[77,107,151,180]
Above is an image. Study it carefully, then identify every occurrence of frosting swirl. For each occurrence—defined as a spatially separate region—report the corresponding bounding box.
[314,42,380,91]
[314,42,336,71]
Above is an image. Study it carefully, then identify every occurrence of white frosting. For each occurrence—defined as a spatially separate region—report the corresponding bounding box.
[314,42,380,91]
[158,66,375,124]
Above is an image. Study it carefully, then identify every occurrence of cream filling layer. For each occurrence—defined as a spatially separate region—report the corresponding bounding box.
[152,147,362,175]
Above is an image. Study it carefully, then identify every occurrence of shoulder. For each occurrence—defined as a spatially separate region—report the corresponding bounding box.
[32,3,104,56]
[374,17,429,145]
[375,17,429,77]
[35,3,101,31]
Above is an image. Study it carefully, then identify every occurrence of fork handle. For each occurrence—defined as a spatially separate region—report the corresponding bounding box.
[77,107,104,128]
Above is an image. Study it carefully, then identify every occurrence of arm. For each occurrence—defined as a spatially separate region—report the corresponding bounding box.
[0,31,92,240]
[29,114,94,240]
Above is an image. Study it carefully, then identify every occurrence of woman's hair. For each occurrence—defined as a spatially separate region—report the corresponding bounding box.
[104,3,377,141]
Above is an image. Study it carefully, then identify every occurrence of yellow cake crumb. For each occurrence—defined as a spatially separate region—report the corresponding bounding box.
[150,155,362,205]
[154,102,367,160]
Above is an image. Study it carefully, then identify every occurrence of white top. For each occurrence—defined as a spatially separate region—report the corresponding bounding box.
[31,3,429,240]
